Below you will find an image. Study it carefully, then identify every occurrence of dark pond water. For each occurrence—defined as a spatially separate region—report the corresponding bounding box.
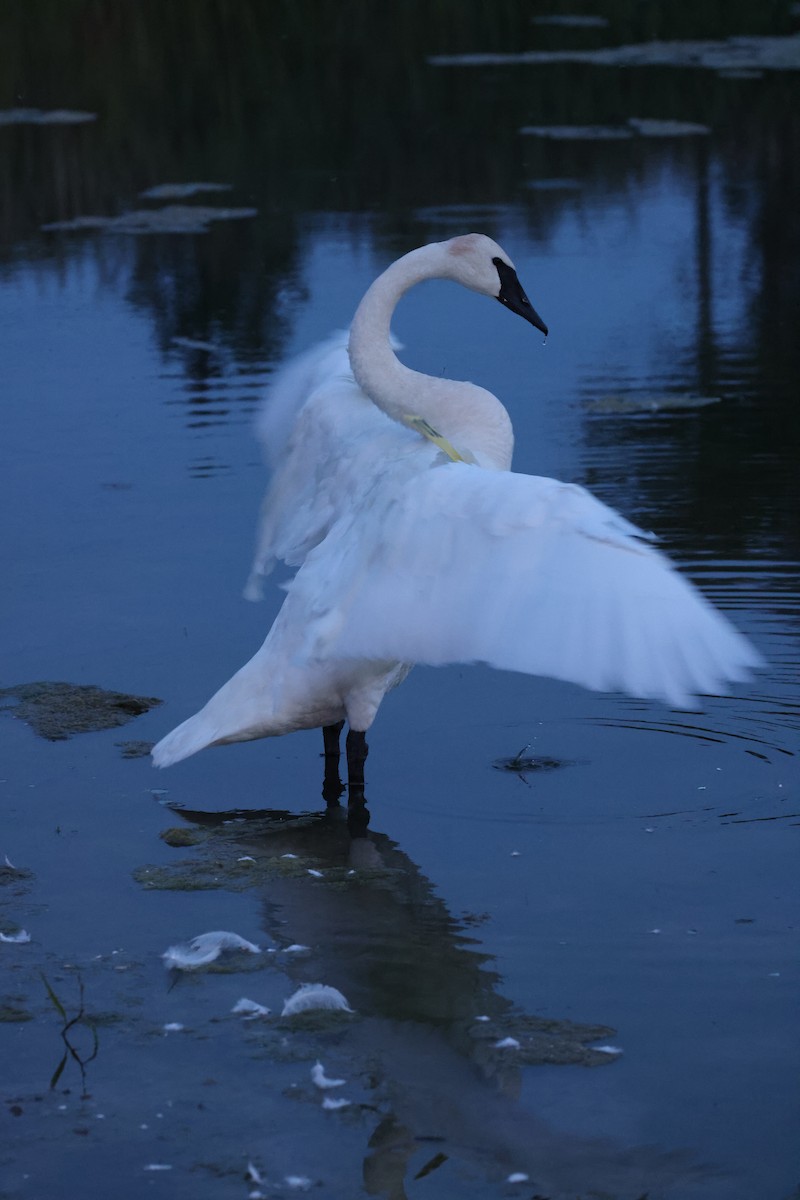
[1,4,799,1198]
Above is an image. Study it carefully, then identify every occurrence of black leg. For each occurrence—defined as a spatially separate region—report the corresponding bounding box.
[323,720,345,759]
[321,721,345,807]
[346,729,370,837]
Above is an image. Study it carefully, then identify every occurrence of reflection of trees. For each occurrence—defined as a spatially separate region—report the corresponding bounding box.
[3,1,792,242]
[125,216,299,371]
[1,2,796,547]
[579,91,800,562]
[0,2,554,385]
[689,116,800,561]
[0,2,529,245]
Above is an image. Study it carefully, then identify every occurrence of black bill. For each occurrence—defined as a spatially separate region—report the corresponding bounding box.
[493,256,548,336]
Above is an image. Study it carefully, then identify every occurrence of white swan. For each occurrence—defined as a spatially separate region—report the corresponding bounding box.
[152,234,761,823]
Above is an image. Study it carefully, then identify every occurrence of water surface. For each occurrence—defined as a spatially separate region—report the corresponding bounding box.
[1,5,798,1198]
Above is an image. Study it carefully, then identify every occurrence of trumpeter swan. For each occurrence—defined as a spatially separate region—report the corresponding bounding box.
[152,234,761,831]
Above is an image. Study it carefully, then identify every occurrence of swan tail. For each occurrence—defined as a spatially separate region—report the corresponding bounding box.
[151,711,223,768]
[151,650,281,768]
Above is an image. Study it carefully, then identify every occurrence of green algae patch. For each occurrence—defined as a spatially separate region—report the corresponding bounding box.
[116,739,154,759]
[136,808,404,894]
[133,842,325,892]
[133,850,360,893]
[160,826,207,848]
[0,1001,34,1022]
[470,1013,618,1068]
[585,393,721,415]
[493,750,565,775]
[0,682,161,740]
[133,861,229,891]
[0,864,34,888]
[42,204,258,235]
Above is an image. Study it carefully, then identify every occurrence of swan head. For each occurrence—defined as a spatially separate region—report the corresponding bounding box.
[442,234,548,336]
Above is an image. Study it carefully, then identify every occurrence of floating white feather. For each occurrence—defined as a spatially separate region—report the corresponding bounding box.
[310,1061,346,1089]
[162,930,261,970]
[281,983,353,1017]
[0,929,30,944]
[232,997,271,1019]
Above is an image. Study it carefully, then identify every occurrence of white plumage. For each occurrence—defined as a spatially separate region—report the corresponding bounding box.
[295,464,758,709]
[152,233,761,784]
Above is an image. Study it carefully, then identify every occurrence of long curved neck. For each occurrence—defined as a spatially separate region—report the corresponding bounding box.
[348,245,442,423]
[348,245,514,469]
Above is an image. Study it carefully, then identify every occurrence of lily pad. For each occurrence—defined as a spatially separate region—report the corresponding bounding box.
[431,34,800,72]
[532,14,609,27]
[524,177,583,190]
[717,68,764,79]
[521,118,710,140]
[627,117,711,136]
[42,204,258,235]
[585,393,721,415]
[0,108,97,125]
[521,124,634,140]
[140,182,233,200]
[0,682,161,740]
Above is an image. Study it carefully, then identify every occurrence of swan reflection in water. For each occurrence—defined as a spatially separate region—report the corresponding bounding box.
[168,800,716,1199]
[152,235,760,836]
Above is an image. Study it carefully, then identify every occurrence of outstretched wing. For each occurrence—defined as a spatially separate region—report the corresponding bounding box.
[297,463,762,708]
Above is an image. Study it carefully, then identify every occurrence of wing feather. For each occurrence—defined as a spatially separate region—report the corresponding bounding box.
[297,464,761,707]
[245,332,419,597]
